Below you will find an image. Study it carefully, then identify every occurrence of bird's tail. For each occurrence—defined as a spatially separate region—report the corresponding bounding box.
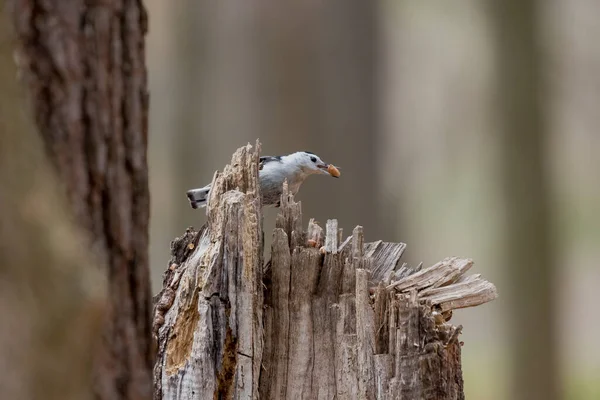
[186,184,211,209]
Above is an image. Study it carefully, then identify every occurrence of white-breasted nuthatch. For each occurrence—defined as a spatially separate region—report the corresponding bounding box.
[186,151,341,209]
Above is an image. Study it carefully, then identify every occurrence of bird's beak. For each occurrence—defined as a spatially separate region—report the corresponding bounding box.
[317,163,341,178]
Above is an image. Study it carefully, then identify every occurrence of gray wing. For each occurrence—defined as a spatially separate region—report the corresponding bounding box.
[259,156,282,170]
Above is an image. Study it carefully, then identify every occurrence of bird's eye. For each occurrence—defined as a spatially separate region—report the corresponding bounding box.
[310,156,317,163]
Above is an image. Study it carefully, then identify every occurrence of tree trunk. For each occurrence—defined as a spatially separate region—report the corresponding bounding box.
[7,1,153,398]
[0,5,105,399]
[153,144,497,400]
[490,1,558,399]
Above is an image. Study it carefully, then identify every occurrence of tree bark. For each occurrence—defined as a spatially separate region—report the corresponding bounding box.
[7,0,153,398]
[153,144,498,400]
[0,5,106,399]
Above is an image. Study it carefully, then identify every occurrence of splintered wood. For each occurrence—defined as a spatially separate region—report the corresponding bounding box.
[153,143,498,400]
[153,142,263,400]
[261,188,497,400]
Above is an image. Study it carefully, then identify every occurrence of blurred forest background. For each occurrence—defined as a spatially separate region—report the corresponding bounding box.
[145,1,599,399]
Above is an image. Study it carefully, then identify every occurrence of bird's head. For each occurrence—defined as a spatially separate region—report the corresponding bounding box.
[287,151,341,178]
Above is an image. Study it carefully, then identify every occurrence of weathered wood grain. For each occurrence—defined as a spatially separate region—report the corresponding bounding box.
[357,268,376,399]
[153,143,263,400]
[154,144,498,400]
[364,241,407,282]
[260,228,291,399]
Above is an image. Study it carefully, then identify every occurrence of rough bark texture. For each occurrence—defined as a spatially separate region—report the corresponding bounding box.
[7,1,152,398]
[153,144,498,400]
[0,6,106,399]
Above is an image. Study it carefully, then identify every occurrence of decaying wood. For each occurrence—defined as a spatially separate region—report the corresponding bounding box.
[153,143,263,400]
[153,143,498,400]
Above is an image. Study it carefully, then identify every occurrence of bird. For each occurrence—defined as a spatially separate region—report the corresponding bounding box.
[186,151,341,209]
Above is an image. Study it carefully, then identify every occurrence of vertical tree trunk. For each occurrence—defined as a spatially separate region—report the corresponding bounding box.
[8,1,153,398]
[0,5,105,399]
[490,1,558,400]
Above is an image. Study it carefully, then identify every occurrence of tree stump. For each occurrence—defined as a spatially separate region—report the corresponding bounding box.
[152,143,497,400]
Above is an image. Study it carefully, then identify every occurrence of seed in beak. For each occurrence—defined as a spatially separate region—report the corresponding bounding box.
[327,164,341,178]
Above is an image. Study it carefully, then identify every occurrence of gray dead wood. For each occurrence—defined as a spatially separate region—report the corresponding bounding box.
[153,143,263,400]
[153,143,498,400]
